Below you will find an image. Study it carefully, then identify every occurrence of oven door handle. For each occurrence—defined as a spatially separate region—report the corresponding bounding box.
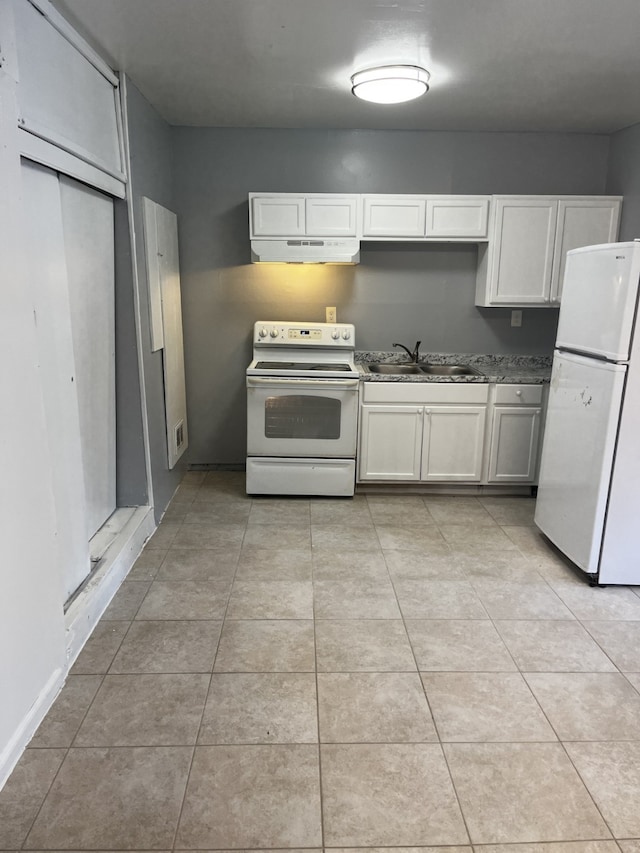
[246,377,360,390]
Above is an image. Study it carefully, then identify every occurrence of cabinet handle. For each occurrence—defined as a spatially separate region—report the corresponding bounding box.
[516,390,522,397]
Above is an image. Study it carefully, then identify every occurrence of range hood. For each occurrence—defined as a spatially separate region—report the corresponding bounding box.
[251,238,360,264]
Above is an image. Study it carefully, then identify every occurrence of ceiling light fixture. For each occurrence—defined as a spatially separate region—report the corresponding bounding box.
[351,65,430,104]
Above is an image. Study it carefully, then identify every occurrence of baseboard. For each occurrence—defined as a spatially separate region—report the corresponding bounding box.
[356,483,535,496]
[64,505,156,668]
[0,666,64,790]
[0,507,156,793]
[188,462,246,471]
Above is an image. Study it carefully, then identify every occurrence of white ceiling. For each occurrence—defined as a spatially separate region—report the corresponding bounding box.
[53,0,640,133]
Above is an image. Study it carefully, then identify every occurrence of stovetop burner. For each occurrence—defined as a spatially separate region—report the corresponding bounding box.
[255,361,353,372]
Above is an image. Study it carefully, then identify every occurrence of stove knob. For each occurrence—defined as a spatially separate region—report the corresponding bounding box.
[258,327,268,338]
[342,329,351,340]
[331,329,340,340]
[270,328,279,338]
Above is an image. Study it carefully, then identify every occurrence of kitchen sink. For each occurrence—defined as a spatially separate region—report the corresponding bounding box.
[367,362,482,376]
[368,363,423,374]
[419,364,483,376]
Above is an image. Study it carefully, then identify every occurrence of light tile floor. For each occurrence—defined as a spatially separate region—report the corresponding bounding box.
[3,469,640,850]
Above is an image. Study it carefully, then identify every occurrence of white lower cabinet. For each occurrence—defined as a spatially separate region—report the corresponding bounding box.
[486,384,543,483]
[359,405,423,480]
[423,406,486,481]
[487,407,541,482]
[358,381,545,485]
[358,383,489,483]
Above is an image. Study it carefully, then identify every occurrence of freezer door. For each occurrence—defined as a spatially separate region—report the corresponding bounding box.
[556,242,640,361]
[535,351,626,574]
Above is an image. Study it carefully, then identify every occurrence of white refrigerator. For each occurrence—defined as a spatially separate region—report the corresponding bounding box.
[535,240,640,585]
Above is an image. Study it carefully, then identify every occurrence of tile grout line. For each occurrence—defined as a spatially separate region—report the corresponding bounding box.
[379,504,476,849]
[311,552,326,852]
[13,484,640,848]
[167,481,247,852]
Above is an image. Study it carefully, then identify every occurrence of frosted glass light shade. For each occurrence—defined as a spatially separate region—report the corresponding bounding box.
[351,65,430,104]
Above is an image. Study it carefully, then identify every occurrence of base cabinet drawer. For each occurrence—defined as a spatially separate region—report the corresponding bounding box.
[494,384,543,405]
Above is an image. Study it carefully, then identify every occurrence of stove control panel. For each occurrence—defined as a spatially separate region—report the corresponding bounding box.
[254,321,355,347]
[288,328,323,340]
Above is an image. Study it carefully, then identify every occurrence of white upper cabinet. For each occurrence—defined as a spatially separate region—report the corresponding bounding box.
[476,196,622,307]
[362,194,491,240]
[249,194,621,284]
[550,199,621,304]
[305,197,358,236]
[425,196,490,239]
[478,197,558,306]
[362,195,427,237]
[251,196,306,237]
[250,193,358,238]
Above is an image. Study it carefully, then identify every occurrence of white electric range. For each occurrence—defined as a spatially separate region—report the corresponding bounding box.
[246,321,359,496]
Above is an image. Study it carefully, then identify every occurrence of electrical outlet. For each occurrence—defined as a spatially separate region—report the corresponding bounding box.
[326,306,337,323]
[511,310,523,328]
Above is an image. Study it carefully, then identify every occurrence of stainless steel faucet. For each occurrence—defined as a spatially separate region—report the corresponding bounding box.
[393,340,421,363]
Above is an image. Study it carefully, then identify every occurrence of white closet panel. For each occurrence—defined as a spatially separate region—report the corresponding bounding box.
[13,0,123,178]
[142,197,164,352]
[21,161,90,598]
[60,175,116,539]
[143,198,188,468]
[158,205,188,469]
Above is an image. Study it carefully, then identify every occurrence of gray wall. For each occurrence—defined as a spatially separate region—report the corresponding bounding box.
[607,121,640,241]
[114,196,148,506]
[171,127,610,465]
[125,78,187,519]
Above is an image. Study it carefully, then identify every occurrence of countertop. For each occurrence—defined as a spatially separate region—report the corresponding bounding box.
[356,352,552,384]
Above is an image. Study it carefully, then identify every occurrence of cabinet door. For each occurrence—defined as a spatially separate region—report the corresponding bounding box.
[251,196,305,236]
[305,196,358,236]
[422,406,486,481]
[426,196,490,239]
[358,405,423,481]
[487,406,541,483]
[550,199,621,304]
[488,198,557,304]
[362,195,426,237]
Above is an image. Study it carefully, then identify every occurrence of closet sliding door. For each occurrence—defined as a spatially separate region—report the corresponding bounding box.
[60,176,116,538]
[22,160,116,600]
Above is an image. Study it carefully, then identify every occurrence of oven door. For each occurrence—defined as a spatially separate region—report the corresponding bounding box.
[247,376,359,458]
